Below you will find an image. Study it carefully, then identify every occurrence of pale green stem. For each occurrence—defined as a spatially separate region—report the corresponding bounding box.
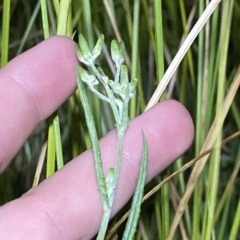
[1,0,11,66]
[90,63,121,127]
[76,67,109,212]
[40,0,50,39]
[97,127,127,240]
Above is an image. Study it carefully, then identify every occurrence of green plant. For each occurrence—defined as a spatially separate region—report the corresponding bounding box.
[76,34,148,240]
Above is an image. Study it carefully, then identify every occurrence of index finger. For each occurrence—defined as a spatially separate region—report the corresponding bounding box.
[0,36,78,172]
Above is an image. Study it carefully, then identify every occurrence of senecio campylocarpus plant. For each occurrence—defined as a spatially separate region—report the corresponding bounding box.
[75,34,148,240]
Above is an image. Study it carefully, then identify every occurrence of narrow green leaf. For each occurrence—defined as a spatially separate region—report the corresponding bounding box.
[111,40,120,64]
[111,40,124,67]
[76,66,109,210]
[56,0,71,35]
[40,0,50,39]
[53,116,64,170]
[16,1,41,55]
[1,0,11,66]
[119,41,125,57]
[129,78,138,95]
[92,34,105,60]
[120,65,129,85]
[46,122,56,178]
[78,33,93,61]
[122,132,148,240]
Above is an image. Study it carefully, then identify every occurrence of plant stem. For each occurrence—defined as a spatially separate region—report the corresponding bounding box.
[90,63,121,127]
[76,67,109,211]
[1,0,11,66]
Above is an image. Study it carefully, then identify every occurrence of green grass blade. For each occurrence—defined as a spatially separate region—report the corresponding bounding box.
[229,199,240,240]
[203,1,234,238]
[16,1,41,55]
[193,1,205,238]
[82,0,94,48]
[154,0,164,82]
[57,0,71,35]
[53,116,64,170]
[46,121,56,178]
[40,0,50,39]
[129,0,140,119]
[1,0,11,66]
[161,175,170,238]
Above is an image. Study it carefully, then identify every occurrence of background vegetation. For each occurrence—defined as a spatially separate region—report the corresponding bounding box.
[0,0,239,239]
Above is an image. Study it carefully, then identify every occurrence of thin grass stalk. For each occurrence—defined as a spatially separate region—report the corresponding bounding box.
[178,0,195,85]
[145,0,222,111]
[1,0,11,66]
[53,117,64,169]
[218,193,232,240]
[177,1,195,237]
[205,7,219,131]
[40,0,50,38]
[16,1,41,55]
[129,0,140,119]
[41,1,54,178]
[102,0,131,67]
[195,0,204,153]
[102,0,121,41]
[123,0,133,42]
[46,120,56,177]
[161,178,169,238]
[82,0,94,48]
[202,0,210,140]
[154,195,162,240]
[229,199,240,240]
[203,1,234,238]
[192,1,205,238]
[72,7,82,29]
[167,65,240,239]
[46,8,58,180]
[214,159,240,223]
[153,0,164,82]
[174,158,192,235]
[153,2,169,233]
[32,142,47,187]
[82,1,102,136]
[47,0,72,178]
[141,0,156,51]
[52,0,60,16]
[66,7,72,37]
[47,0,57,34]
[35,0,50,181]
[57,0,71,35]
[231,101,240,129]
[169,182,189,240]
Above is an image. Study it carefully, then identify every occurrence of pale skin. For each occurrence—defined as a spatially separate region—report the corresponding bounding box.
[0,36,194,239]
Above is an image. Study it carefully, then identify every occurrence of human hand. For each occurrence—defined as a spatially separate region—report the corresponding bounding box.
[0,36,194,239]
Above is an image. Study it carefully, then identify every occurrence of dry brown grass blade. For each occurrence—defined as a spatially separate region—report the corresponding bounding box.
[32,141,47,187]
[105,130,240,240]
[145,0,222,111]
[166,66,240,239]
[169,182,189,240]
